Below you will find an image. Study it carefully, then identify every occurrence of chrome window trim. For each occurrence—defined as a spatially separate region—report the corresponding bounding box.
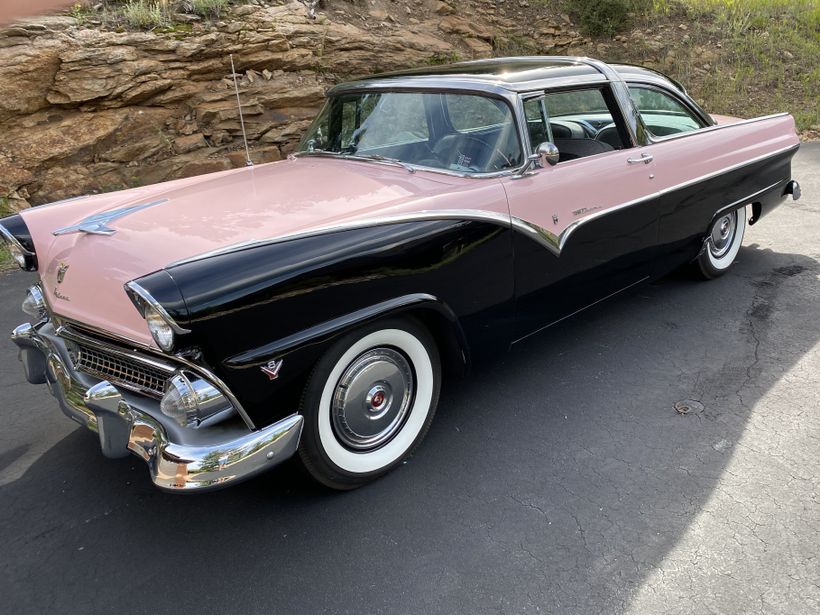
[167,209,514,268]
[515,144,799,256]
[626,82,712,142]
[124,280,192,335]
[57,320,257,431]
[0,222,35,256]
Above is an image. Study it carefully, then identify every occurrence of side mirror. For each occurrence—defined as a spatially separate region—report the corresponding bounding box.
[535,141,560,167]
[513,142,560,179]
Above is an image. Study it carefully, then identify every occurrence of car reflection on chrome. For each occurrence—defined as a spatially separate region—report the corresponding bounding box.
[0,57,802,492]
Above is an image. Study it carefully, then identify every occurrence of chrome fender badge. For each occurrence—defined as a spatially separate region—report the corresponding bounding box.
[56,262,69,284]
[261,359,284,381]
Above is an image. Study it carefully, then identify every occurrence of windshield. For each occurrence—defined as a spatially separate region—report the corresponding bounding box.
[297,91,524,174]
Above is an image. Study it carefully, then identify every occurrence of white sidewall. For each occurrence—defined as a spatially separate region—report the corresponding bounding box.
[707,208,747,271]
[317,328,434,474]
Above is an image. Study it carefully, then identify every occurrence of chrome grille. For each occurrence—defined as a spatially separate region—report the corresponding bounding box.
[74,343,168,398]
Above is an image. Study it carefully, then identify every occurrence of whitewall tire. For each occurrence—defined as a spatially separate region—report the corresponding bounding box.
[298,318,441,490]
[695,206,747,279]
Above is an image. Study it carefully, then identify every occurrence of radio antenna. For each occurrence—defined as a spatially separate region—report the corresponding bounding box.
[230,54,253,167]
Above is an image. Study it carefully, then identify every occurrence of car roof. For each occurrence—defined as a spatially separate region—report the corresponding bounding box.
[328,57,684,97]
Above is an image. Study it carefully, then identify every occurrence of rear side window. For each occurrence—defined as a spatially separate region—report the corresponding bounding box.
[538,87,628,161]
[628,86,704,137]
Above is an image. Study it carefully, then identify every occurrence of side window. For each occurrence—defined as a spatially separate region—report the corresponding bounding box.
[541,87,627,162]
[523,97,553,152]
[628,86,704,137]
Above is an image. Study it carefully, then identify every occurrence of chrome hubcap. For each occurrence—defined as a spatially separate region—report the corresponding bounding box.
[709,211,737,258]
[331,347,415,451]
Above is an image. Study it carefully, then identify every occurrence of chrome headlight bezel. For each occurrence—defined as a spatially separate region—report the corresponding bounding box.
[124,280,191,353]
[22,284,47,320]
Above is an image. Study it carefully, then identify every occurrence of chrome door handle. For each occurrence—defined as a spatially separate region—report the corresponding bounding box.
[627,153,654,165]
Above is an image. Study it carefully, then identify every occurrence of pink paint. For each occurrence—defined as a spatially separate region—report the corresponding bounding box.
[21,113,797,347]
[23,159,508,346]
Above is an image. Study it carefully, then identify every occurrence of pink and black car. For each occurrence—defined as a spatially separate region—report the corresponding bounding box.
[1,57,802,491]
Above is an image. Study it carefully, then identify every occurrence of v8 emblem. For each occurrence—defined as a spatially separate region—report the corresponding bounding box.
[261,359,284,381]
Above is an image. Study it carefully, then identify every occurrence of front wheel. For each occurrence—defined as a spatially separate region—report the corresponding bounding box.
[298,318,441,490]
[694,207,747,279]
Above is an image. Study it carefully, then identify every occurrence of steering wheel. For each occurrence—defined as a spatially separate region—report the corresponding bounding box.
[443,135,512,172]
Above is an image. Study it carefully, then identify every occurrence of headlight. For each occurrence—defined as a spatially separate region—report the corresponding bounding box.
[160,372,236,428]
[22,285,46,319]
[145,304,175,352]
[7,241,27,268]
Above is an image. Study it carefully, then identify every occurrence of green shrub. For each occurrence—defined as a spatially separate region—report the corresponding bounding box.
[573,0,633,36]
[186,0,229,19]
[122,0,169,29]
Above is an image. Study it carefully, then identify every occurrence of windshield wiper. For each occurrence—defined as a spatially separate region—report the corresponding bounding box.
[294,150,416,173]
[357,154,417,174]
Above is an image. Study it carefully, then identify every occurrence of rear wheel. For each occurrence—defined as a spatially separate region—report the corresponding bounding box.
[694,207,747,279]
[298,318,441,490]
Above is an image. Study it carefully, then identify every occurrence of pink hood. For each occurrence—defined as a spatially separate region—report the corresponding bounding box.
[22,158,508,346]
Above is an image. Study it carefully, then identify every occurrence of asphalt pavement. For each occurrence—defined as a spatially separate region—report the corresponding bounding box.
[1,144,818,615]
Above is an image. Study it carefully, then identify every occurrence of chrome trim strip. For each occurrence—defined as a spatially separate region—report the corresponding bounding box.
[169,143,797,268]
[124,281,192,334]
[57,321,257,431]
[514,143,799,256]
[0,222,35,256]
[513,275,651,345]
[167,209,513,267]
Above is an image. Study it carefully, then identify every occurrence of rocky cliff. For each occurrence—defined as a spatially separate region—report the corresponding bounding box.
[0,0,588,209]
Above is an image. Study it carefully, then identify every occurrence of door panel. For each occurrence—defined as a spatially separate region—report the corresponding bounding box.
[503,148,659,339]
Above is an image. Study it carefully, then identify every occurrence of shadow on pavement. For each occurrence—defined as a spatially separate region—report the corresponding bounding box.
[1,243,818,614]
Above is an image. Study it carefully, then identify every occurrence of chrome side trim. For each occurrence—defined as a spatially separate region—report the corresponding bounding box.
[124,281,192,334]
[57,322,257,431]
[0,222,35,256]
[167,209,513,268]
[514,143,799,256]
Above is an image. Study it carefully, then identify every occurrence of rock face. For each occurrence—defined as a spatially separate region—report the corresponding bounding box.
[0,1,584,208]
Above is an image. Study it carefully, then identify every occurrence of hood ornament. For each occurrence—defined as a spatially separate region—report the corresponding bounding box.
[52,199,168,236]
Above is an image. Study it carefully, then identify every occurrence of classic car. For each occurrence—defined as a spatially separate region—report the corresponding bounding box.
[1,57,802,492]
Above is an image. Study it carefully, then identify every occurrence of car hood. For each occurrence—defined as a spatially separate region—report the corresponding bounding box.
[21,158,492,346]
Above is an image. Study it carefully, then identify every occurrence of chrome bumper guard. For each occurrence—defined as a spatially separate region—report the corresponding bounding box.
[12,321,303,492]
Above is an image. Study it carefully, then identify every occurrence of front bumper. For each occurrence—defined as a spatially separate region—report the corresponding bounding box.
[11,321,303,492]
